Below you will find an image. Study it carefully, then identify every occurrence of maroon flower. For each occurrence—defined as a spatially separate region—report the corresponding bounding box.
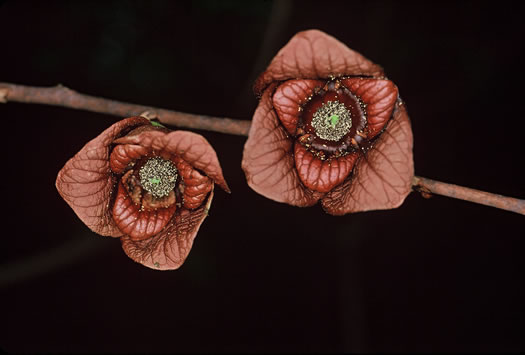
[242,30,414,214]
[56,117,229,270]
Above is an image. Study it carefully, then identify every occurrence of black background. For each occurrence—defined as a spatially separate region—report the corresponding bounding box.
[1,0,523,352]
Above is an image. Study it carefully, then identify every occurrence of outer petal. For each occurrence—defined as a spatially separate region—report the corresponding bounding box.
[341,78,398,139]
[56,116,150,236]
[294,142,359,193]
[120,188,214,270]
[321,102,414,215]
[254,29,384,96]
[114,131,229,193]
[241,84,324,207]
[272,79,324,135]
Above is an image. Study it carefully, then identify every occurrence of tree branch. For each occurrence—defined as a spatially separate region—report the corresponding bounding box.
[0,82,251,136]
[412,176,524,215]
[1,82,523,215]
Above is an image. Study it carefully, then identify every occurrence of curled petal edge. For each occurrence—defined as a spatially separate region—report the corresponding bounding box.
[55,116,150,237]
[254,29,384,96]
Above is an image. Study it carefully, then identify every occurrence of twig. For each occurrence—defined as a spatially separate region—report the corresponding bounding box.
[0,82,251,136]
[1,82,523,216]
[412,176,525,215]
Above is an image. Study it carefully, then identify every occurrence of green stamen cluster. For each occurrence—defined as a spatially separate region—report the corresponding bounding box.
[139,157,178,198]
[311,100,352,141]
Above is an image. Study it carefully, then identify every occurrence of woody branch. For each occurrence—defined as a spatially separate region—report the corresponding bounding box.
[1,82,524,216]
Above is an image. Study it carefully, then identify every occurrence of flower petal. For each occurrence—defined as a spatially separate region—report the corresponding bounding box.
[341,78,398,139]
[114,131,230,193]
[321,103,414,215]
[173,156,213,210]
[254,29,384,96]
[272,79,324,135]
[56,116,150,237]
[294,142,359,193]
[112,180,177,240]
[120,187,214,270]
[242,84,324,206]
[109,143,151,174]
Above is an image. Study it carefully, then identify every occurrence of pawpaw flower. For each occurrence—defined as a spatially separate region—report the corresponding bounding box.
[56,116,229,270]
[242,29,414,214]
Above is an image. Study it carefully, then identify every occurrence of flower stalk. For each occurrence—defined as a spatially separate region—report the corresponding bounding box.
[1,81,524,215]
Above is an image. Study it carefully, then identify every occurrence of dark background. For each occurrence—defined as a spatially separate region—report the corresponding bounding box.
[1,0,523,352]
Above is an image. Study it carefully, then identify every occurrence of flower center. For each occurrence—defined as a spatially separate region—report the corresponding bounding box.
[311,100,352,141]
[139,157,178,198]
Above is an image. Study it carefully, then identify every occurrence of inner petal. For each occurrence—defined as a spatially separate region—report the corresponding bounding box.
[294,142,359,193]
[172,156,212,210]
[272,79,324,135]
[341,78,398,139]
[109,144,150,174]
[111,157,180,240]
[112,180,177,241]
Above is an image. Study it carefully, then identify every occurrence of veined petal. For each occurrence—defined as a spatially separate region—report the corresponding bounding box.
[254,29,384,96]
[294,142,359,193]
[56,116,150,237]
[173,156,213,210]
[112,180,177,240]
[242,84,323,207]
[109,144,151,174]
[342,78,398,139]
[272,79,324,135]
[121,187,214,270]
